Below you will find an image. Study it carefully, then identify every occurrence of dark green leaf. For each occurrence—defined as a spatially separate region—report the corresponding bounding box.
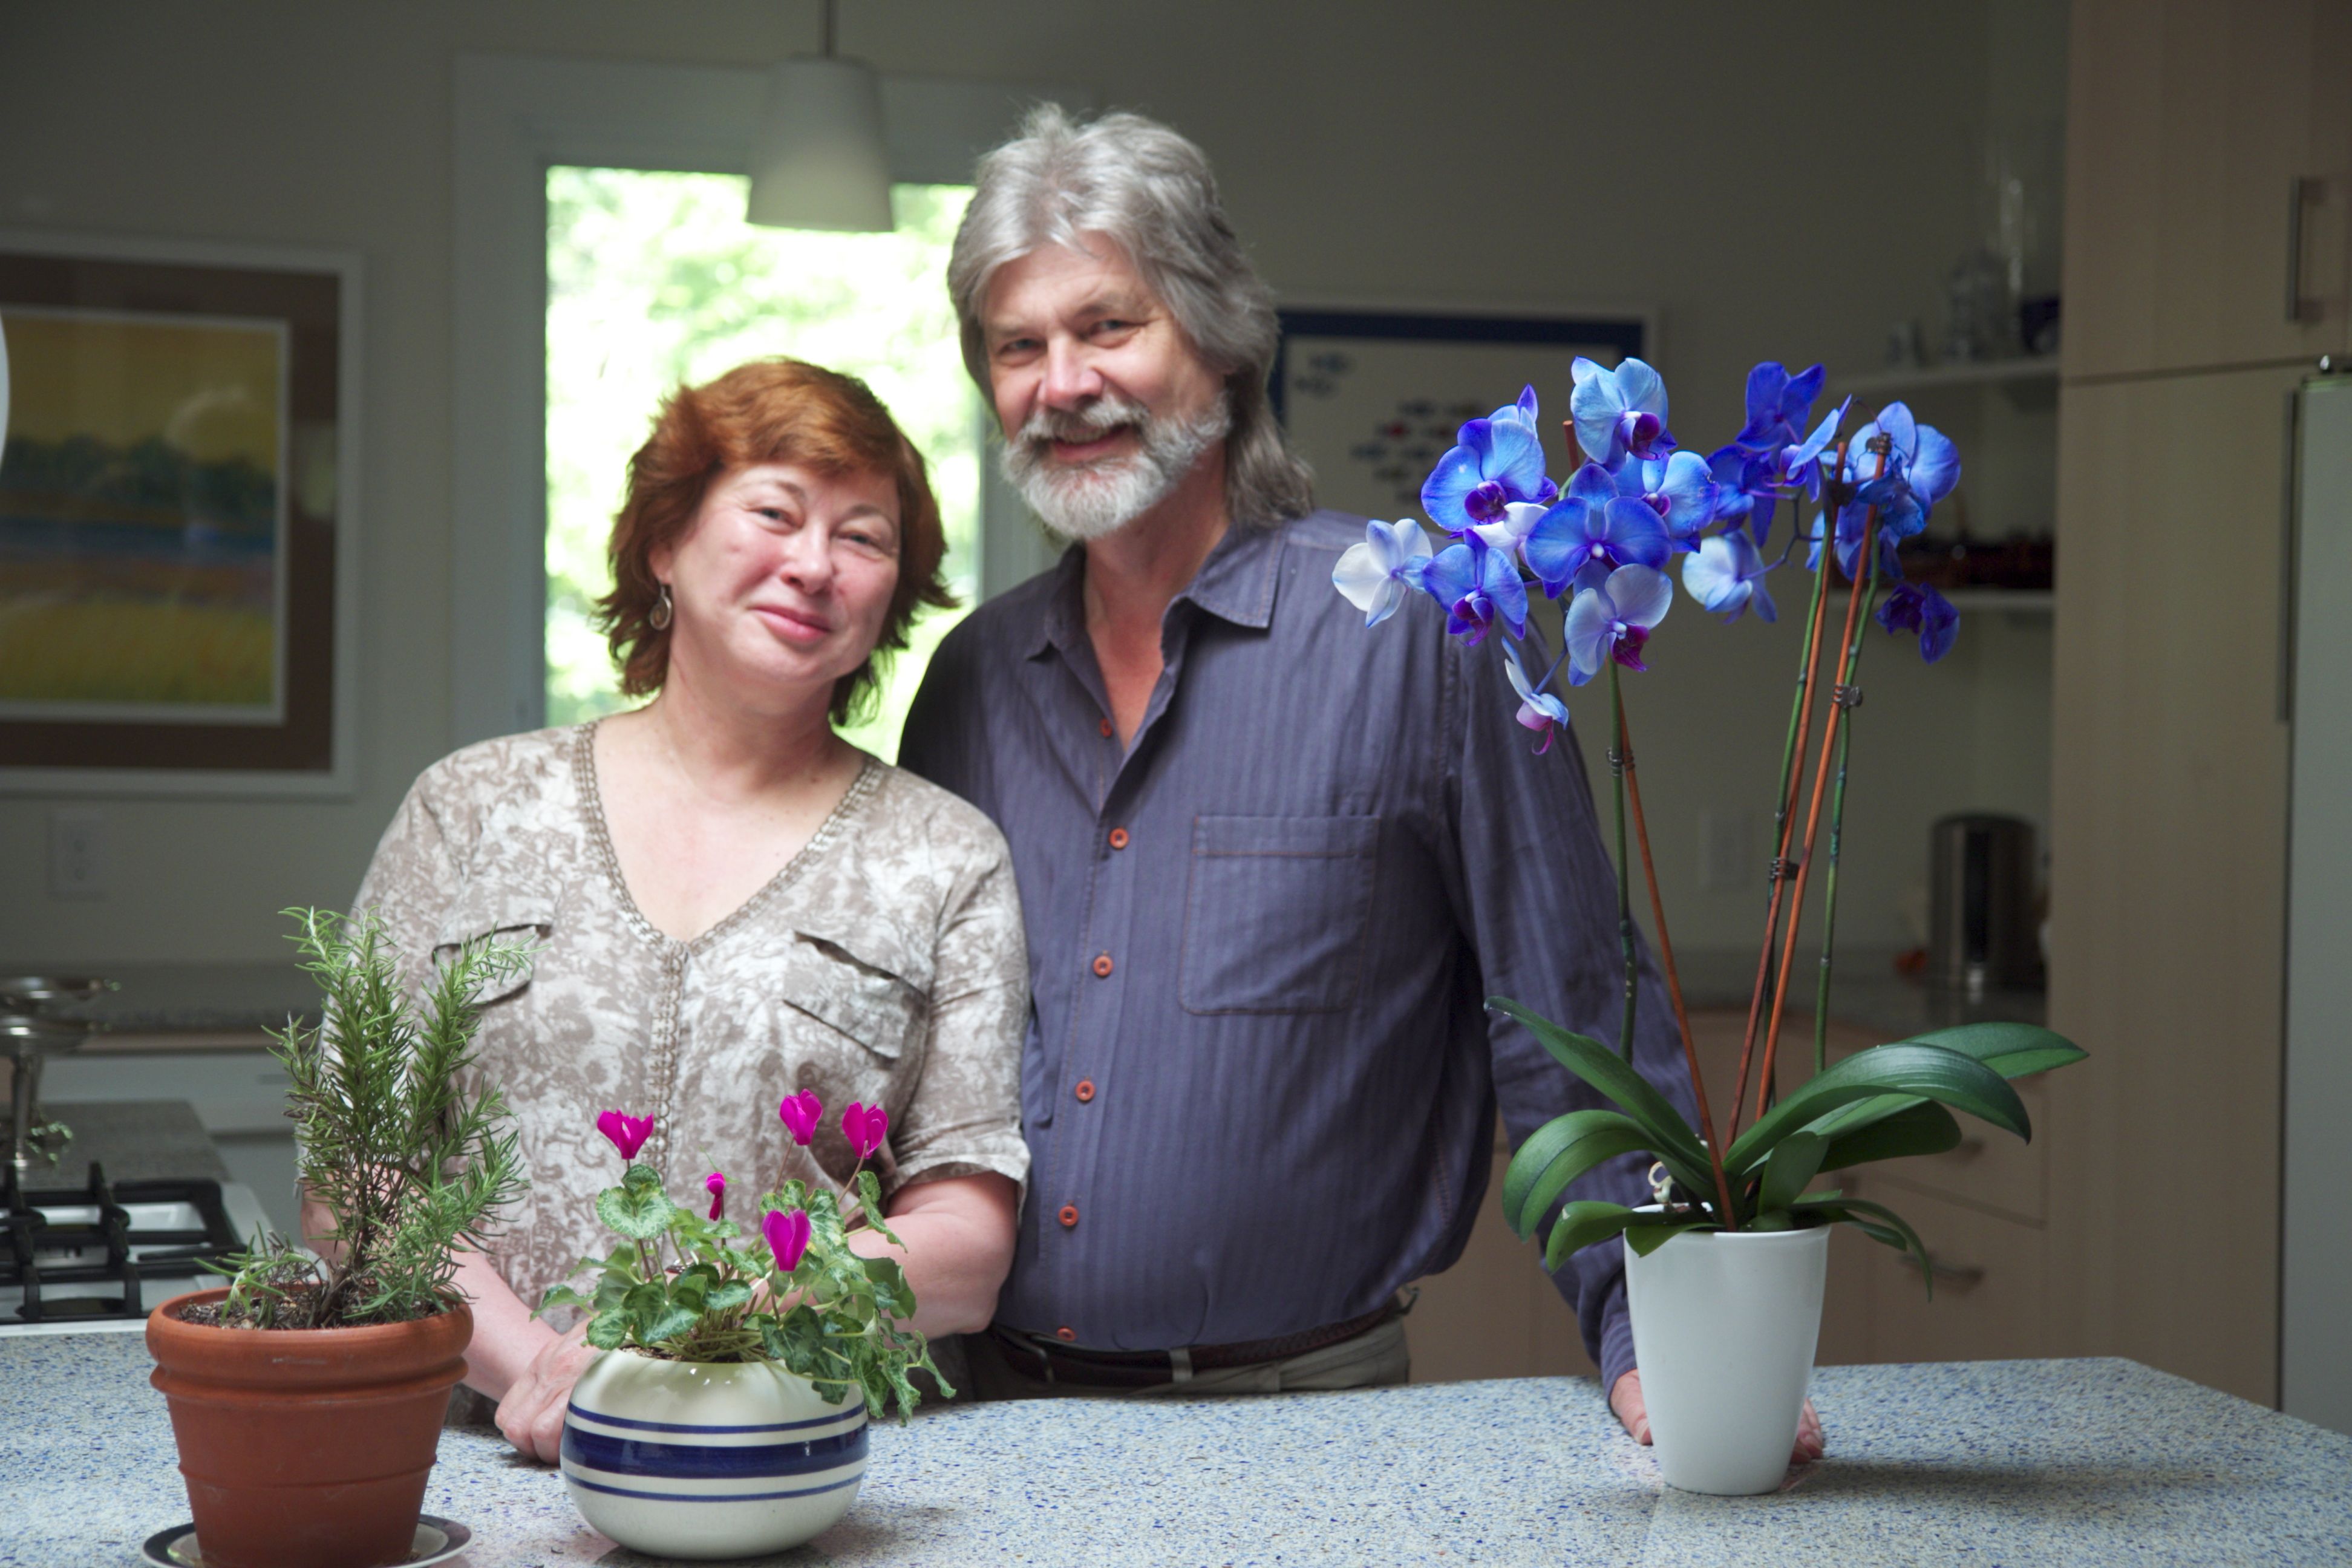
[1541,1200,1642,1271]
[1793,1193,1933,1296]
[1817,1101,1964,1172]
[1502,1111,1687,1240]
[1804,1025,2085,1143]
[1488,999,1709,1174]
[1726,1044,2028,1175]
[1624,1220,1711,1257]
[1757,1131,1828,1214]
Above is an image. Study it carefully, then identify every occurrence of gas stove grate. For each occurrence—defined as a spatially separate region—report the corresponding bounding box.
[1,1161,240,1323]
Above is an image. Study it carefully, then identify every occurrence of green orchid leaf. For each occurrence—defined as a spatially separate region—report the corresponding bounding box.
[584,1310,630,1350]
[1503,1111,1690,1240]
[1726,1044,2028,1174]
[1541,1200,1642,1271]
[1803,1025,2085,1143]
[1817,1101,1964,1172]
[1794,1193,1934,1297]
[598,1180,685,1241]
[1757,1131,1829,1214]
[1488,999,1709,1172]
[1624,1220,1711,1257]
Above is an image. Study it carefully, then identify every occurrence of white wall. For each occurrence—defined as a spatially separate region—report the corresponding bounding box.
[0,0,2046,966]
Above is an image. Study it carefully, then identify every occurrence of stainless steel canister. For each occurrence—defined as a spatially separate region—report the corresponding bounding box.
[1927,814,2043,995]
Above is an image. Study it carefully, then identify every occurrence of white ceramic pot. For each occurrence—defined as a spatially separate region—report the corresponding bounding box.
[1622,1220,1829,1495]
[560,1351,867,1560]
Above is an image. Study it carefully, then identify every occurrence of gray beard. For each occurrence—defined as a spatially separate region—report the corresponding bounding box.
[1001,391,1232,541]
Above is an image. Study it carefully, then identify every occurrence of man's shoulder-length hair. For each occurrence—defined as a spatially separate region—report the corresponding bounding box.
[947,105,1316,530]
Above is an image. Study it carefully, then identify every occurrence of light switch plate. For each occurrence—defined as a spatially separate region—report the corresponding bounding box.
[48,807,106,898]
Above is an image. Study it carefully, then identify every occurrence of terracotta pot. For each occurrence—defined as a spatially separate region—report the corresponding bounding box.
[146,1288,473,1568]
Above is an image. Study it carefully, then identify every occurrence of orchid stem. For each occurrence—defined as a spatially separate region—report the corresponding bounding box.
[1727,485,1838,1145]
[1616,693,1739,1229]
[1607,660,1638,1062]
[1810,546,1883,1073]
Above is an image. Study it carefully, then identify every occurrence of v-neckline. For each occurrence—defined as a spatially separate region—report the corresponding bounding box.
[573,719,881,954]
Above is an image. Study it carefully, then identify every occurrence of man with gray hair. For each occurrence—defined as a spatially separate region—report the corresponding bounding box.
[900,106,1818,1462]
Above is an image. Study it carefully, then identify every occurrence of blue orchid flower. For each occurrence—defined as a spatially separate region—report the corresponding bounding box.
[1779,397,1852,501]
[1569,356,1675,469]
[1501,639,1572,753]
[1877,581,1959,662]
[1523,463,1672,598]
[1421,536,1527,646]
[1681,532,1778,624]
[1615,449,1719,550]
[1331,519,1435,627]
[1422,387,1558,535]
[1841,401,1959,541]
[1728,362,1828,454]
[1563,564,1673,685]
[1807,508,1906,582]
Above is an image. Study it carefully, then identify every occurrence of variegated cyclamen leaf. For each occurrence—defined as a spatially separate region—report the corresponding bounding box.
[636,1302,701,1345]
[584,1310,630,1350]
[706,1280,756,1313]
[598,1180,684,1240]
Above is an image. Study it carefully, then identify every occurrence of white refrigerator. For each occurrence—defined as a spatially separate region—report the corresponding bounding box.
[2284,370,2352,1435]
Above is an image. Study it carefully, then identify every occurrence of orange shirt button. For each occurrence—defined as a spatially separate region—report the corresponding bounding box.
[1057,1204,1079,1229]
[1056,1325,1077,1342]
[1108,827,1130,851]
[1073,1078,1096,1103]
[1091,953,1114,978]
[1097,717,1114,738]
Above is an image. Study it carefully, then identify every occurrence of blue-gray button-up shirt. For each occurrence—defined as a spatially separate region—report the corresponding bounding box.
[898,510,1693,1393]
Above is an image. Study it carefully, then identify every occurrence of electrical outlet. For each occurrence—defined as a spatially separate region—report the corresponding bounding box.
[1698,808,1754,893]
[48,808,106,899]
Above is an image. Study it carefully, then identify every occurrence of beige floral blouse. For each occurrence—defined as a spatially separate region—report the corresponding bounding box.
[352,723,1030,1317]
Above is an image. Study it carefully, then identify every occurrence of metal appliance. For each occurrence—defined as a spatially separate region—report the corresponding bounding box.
[1927,814,2043,995]
[1,976,108,1179]
[0,1161,264,1333]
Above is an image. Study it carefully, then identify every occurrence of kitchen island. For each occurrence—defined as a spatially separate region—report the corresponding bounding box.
[4,1332,2347,1566]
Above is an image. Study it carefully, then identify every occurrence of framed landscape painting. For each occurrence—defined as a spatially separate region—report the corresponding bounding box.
[1272,305,1650,523]
[0,234,359,794]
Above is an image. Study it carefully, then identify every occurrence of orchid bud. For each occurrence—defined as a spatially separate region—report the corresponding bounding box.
[762,1207,812,1274]
[596,1109,654,1162]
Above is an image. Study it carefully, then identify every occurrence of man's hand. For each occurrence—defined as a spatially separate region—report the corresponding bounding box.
[495,1322,598,1465]
[1609,1370,1824,1465]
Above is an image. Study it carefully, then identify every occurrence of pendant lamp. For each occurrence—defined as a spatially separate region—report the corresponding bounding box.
[745,0,893,232]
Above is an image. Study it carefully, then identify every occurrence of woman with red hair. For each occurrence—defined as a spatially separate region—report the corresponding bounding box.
[349,359,1027,1460]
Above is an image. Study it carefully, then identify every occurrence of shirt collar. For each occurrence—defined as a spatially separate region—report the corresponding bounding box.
[1022,522,1282,661]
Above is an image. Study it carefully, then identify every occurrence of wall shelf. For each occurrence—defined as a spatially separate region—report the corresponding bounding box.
[1944,588,2053,612]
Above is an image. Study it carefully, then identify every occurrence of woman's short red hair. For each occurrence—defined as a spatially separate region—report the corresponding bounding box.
[597,358,953,722]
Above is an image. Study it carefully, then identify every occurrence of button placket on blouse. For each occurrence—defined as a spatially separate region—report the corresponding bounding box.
[648,945,688,1172]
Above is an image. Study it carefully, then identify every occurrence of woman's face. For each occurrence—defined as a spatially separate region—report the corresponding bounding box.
[652,462,902,713]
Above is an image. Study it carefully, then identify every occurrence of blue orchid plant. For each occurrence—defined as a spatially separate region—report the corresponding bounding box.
[1333,359,2083,1281]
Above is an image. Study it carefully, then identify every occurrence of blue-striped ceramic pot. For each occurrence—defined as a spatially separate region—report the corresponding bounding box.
[560,1351,867,1560]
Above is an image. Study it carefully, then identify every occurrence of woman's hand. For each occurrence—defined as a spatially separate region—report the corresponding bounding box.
[1610,1370,1825,1465]
[496,1322,598,1464]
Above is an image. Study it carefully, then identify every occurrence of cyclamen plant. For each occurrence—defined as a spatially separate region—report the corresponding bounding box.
[1334,357,2084,1282]
[538,1091,946,1418]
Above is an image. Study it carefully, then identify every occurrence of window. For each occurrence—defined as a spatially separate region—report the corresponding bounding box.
[543,169,978,759]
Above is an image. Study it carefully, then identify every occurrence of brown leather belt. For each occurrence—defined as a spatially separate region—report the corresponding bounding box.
[992,1301,1399,1390]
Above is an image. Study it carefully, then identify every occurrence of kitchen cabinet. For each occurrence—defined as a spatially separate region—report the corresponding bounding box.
[2047,362,2300,1405]
[2063,0,2352,379]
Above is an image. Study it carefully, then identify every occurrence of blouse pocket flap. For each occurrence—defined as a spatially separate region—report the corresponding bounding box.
[430,888,554,1004]
[786,929,927,1060]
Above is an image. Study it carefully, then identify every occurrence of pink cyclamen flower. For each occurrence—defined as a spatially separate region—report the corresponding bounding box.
[704,1171,726,1221]
[777,1089,823,1147]
[762,1207,812,1273]
[596,1109,655,1161]
[842,1102,889,1161]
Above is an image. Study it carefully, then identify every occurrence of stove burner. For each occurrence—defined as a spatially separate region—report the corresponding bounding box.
[1,1161,238,1324]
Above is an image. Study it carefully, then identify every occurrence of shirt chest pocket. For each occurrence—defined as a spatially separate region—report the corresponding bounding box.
[782,930,928,1063]
[1180,814,1381,1015]
[430,886,554,1006]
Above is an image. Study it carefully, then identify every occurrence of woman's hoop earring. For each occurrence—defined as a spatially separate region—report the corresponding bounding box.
[649,583,673,631]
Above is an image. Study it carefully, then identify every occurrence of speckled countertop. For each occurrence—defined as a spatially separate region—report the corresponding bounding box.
[4,1333,2347,1566]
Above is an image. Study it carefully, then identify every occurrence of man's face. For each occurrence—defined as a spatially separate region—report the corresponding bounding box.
[981,237,1229,539]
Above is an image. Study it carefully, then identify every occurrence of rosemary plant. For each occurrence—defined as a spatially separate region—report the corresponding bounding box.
[209,908,529,1329]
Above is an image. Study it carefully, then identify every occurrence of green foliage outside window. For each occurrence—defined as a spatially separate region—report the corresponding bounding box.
[546,170,979,757]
